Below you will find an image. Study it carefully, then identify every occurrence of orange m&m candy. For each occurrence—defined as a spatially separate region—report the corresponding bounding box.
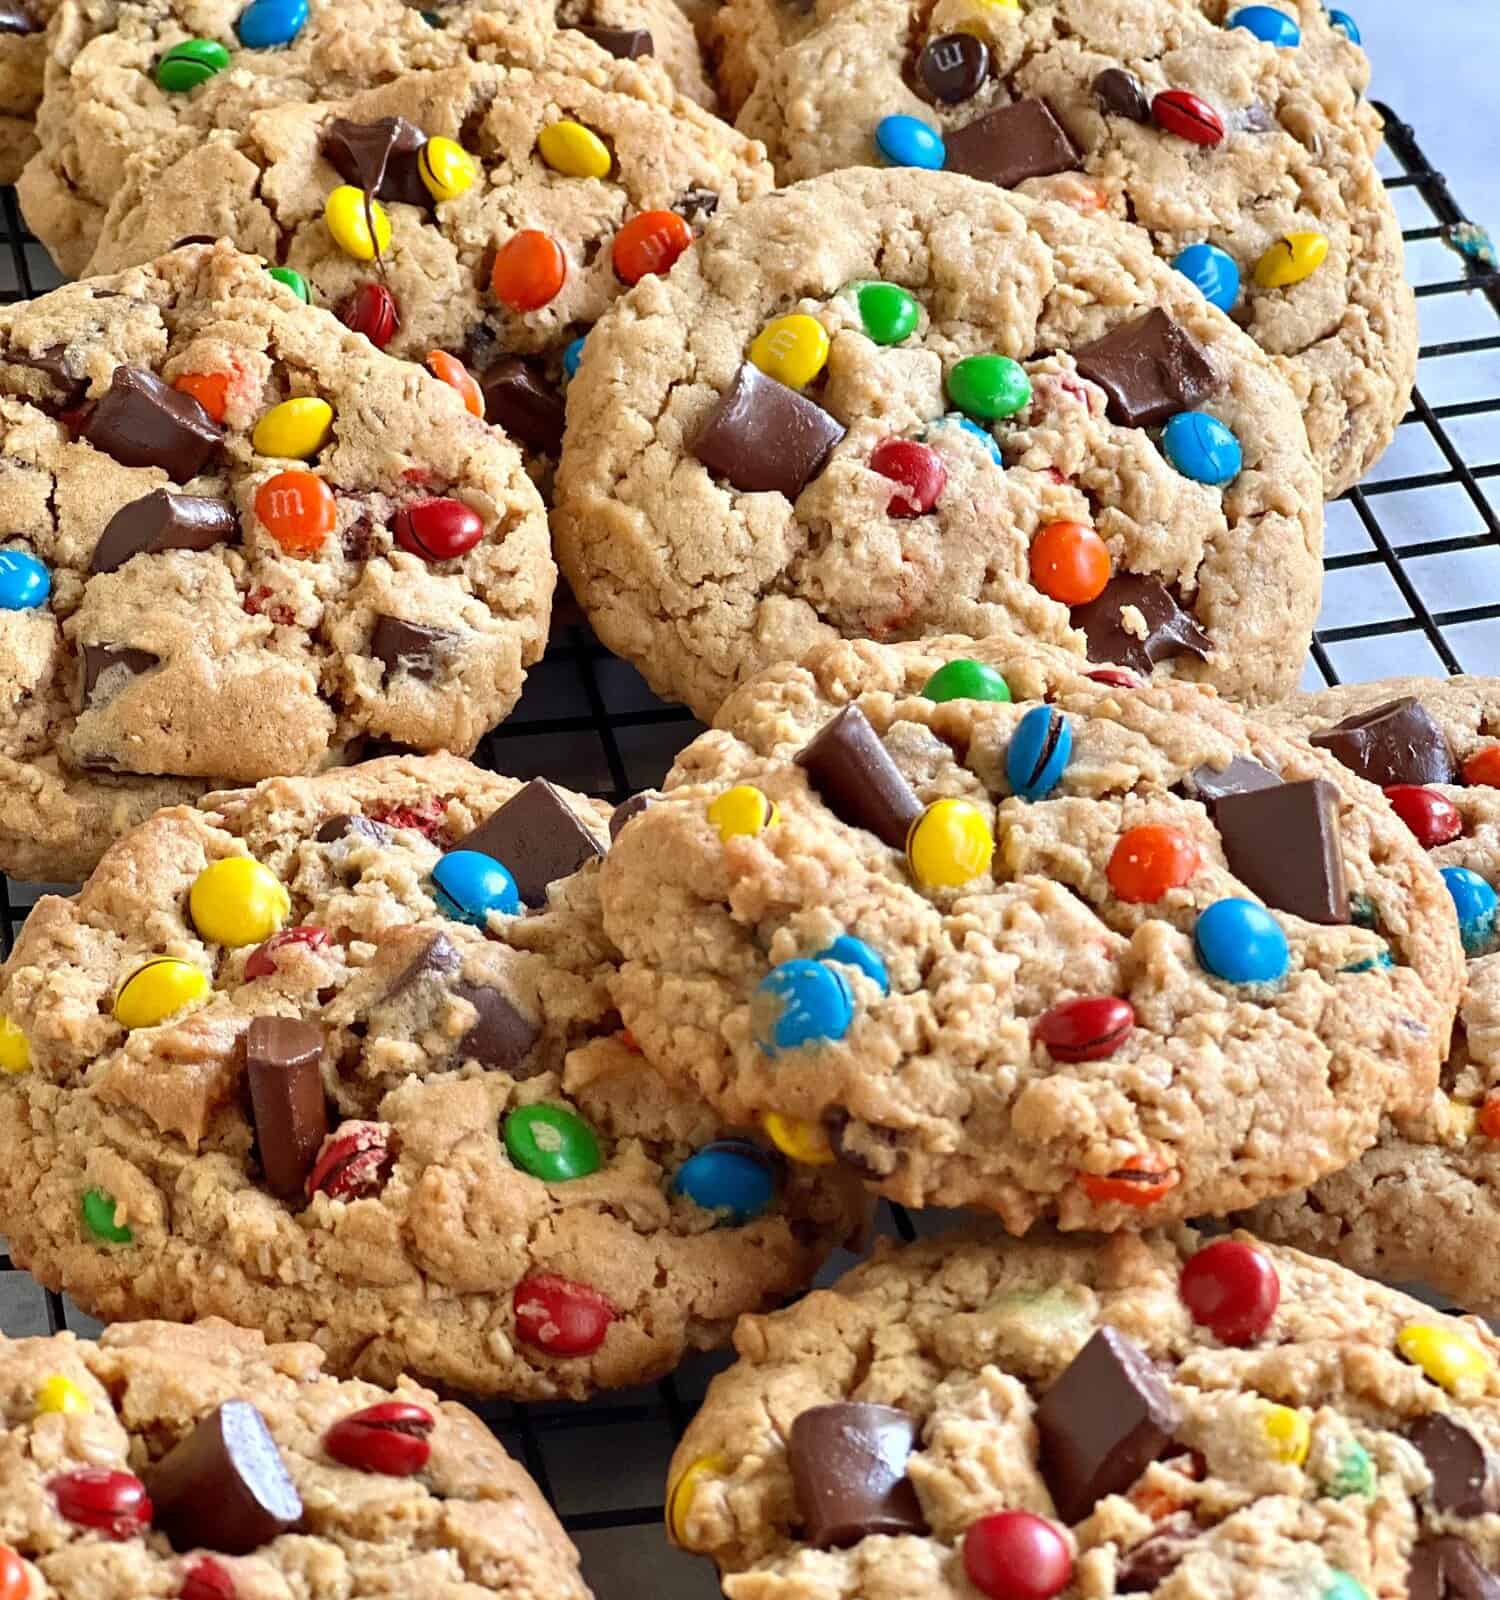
[426,350,484,417]
[1029,520,1111,605]
[1465,747,1500,788]
[1480,1095,1500,1140]
[1078,1154,1179,1209]
[254,470,336,557]
[174,370,230,423]
[0,1546,26,1600]
[612,210,692,286]
[491,230,566,312]
[1107,824,1199,903]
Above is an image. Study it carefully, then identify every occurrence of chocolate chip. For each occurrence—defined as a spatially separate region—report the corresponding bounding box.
[83,367,224,481]
[609,790,661,840]
[1071,573,1213,677]
[314,813,392,845]
[674,187,719,224]
[8,344,85,411]
[458,777,604,906]
[1117,1514,1196,1592]
[917,32,989,103]
[322,116,430,208]
[90,489,237,574]
[1185,755,1281,804]
[1309,697,1458,789]
[245,1017,328,1200]
[1035,1327,1179,1524]
[787,1403,929,1548]
[1073,309,1219,429]
[1093,67,1150,122]
[691,362,845,499]
[171,235,218,249]
[80,645,159,706]
[0,2,40,33]
[794,705,922,850]
[943,98,1083,190]
[1411,1415,1489,1516]
[480,357,566,455]
[451,978,541,1072]
[577,23,652,56]
[1409,1537,1500,1600]
[1214,778,1349,925]
[369,615,457,682]
[147,1400,302,1555]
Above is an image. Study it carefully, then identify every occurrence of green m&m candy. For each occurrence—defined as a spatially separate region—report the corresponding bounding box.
[155,37,231,92]
[81,1187,132,1244]
[1323,1440,1375,1498]
[267,266,311,302]
[922,658,1011,705]
[855,282,918,346]
[946,353,1031,421]
[504,1104,601,1182]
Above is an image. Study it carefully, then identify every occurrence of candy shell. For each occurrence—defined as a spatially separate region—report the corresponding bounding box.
[1152,88,1225,146]
[752,959,854,1053]
[1194,898,1289,983]
[562,336,586,380]
[235,0,307,48]
[266,265,310,302]
[946,354,1031,421]
[869,437,945,517]
[674,1141,774,1222]
[0,549,49,610]
[504,1104,601,1182]
[325,185,390,263]
[963,1510,1072,1600]
[113,957,210,1029]
[35,1374,90,1415]
[156,37,230,91]
[252,396,333,459]
[924,413,1002,465]
[1253,231,1330,289]
[922,658,1010,704]
[1326,8,1360,43]
[431,850,520,923]
[667,1453,729,1546]
[1228,5,1301,45]
[749,314,829,391]
[1172,241,1241,311]
[1006,704,1071,801]
[855,281,919,345]
[1162,411,1242,486]
[816,933,889,994]
[1441,865,1498,954]
[418,136,476,201]
[0,1016,28,1075]
[708,784,778,841]
[874,114,946,170]
[1397,1322,1492,1396]
[81,1187,132,1244]
[189,857,290,947]
[907,797,993,887]
[761,1111,835,1165]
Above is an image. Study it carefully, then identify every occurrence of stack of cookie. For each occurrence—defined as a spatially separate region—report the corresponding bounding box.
[0,1,1498,1598]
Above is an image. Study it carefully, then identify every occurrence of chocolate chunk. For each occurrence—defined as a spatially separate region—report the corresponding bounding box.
[314,813,391,845]
[1409,1537,1500,1600]
[823,1108,900,1180]
[1072,573,1213,677]
[147,1400,302,1555]
[1214,778,1349,924]
[794,705,923,850]
[458,777,604,906]
[1186,755,1280,804]
[0,2,40,33]
[91,489,237,574]
[83,366,224,481]
[1309,697,1458,789]
[171,235,218,249]
[609,790,660,839]
[1117,1514,1195,1592]
[787,1403,929,1548]
[1073,309,1219,428]
[369,615,456,682]
[392,929,464,996]
[80,645,159,705]
[9,344,85,410]
[577,22,652,56]
[245,1017,328,1200]
[481,357,566,455]
[322,115,429,207]
[451,978,541,1072]
[691,362,845,499]
[1093,67,1150,122]
[917,32,989,103]
[1411,1415,1489,1516]
[943,98,1083,190]
[1035,1327,1179,1524]
[675,187,719,224]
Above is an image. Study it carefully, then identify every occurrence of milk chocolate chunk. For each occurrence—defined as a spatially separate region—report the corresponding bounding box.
[1072,573,1213,677]
[1411,1415,1489,1515]
[1409,1537,1500,1600]
[943,98,1082,190]
[0,3,41,33]
[1074,309,1218,429]
[369,615,456,682]
[1035,1327,1179,1523]
[81,645,159,705]
[794,705,922,849]
[450,978,541,1072]
[1215,778,1349,924]
[691,363,845,499]
[459,778,604,905]
[1093,67,1150,122]
[481,357,566,455]
[148,1400,302,1555]
[1186,754,1280,804]
[1309,697,1458,789]
[609,790,660,839]
[917,32,989,103]
[246,1017,328,1199]
[91,489,237,574]
[322,115,429,207]
[84,366,223,480]
[577,23,652,56]
[788,1403,929,1548]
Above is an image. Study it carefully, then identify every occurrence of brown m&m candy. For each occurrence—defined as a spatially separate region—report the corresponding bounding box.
[1093,67,1151,123]
[1410,1415,1490,1516]
[246,1016,328,1199]
[1310,697,1459,789]
[1072,573,1213,677]
[1073,310,1218,429]
[691,363,846,499]
[84,367,223,481]
[368,615,456,682]
[457,778,604,906]
[794,705,922,849]
[943,99,1082,190]
[1214,778,1349,925]
[787,1402,929,1547]
[90,490,237,574]
[917,32,989,103]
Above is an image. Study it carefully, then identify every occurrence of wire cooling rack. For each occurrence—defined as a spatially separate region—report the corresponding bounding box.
[0,105,1494,1597]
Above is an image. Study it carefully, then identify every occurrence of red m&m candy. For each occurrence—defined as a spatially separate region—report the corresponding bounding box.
[244,924,328,980]
[1108,824,1199,903]
[869,438,945,517]
[339,282,399,350]
[324,1400,434,1476]
[1152,88,1225,146]
[1179,1238,1280,1345]
[50,1469,152,1539]
[612,210,692,285]
[514,1271,617,1355]
[1034,995,1134,1062]
[1385,785,1462,848]
[963,1510,1073,1600]
[392,497,484,562]
[180,1558,236,1600]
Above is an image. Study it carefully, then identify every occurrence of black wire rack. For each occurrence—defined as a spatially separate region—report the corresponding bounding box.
[0,104,1494,1598]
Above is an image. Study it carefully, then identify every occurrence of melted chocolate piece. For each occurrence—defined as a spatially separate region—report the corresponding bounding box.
[458,777,604,906]
[609,790,660,839]
[80,645,159,705]
[1411,1415,1489,1516]
[91,489,237,574]
[481,357,566,455]
[577,22,652,56]
[794,705,922,850]
[1214,778,1349,924]
[1410,1537,1500,1600]
[917,32,989,103]
[1309,697,1458,789]
[245,1017,328,1199]
[1093,67,1150,122]
[1073,309,1219,429]
[450,978,542,1072]
[369,615,456,682]
[322,115,429,207]
[1185,754,1280,804]
[84,366,223,481]
[8,344,85,411]
[787,1403,929,1548]
[1072,573,1213,677]
[943,98,1082,189]
[690,362,845,499]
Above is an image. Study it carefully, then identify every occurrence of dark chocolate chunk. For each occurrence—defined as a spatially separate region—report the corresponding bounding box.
[147,1400,302,1555]
[917,32,989,103]
[1186,755,1281,804]
[1035,1327,1179,1524]
[577,22,652,56]
[245,1017,328,1199]
[1214,778,1349,924]
[1309,697,1458,789]
[1409,1537,1500,1600]
[80,645,159,705]
[1117,1514,1196,1592]
[315,813,392,845]
[0,2,41,33]
[794,705,923,850]
[691,362,845,499]
[1411,1415,1489,1516]
[369,615,456,682]
[91,489,237,574]
[458,777,604,906]
[787,1403,929,1548]
[1072,573,1213,677]
[392,929,464,996]
[942,98,1083,190]
[609,790,661,839]
[675,187,719,224]
[83,366,224,481]
[322,115,430,207]
[1093,67,1150,122]
[481,357,566,455]
[451,978,541,1072]
[1073,309,1219,428]
[9,344,85,411]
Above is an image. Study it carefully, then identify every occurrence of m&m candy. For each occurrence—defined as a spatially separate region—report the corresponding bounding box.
[869,438,945,517]
[155,37,230,91]
[1384,785,1461,848]
[922,658,1010,704]
[325,186,390,261]
[425,350,484,417]
[0,549,50,610]
[1228,5,1302,46]
[963,1510,1073,1600]
[189,857,289,947]
[538,121,611,179]
[752,960,854,1053]
[1254,231,1330,289]
[874,114,946,170]
[1327,8,1360,43]
[254,470,335,556]
[35,1373,90,1415]
[749,315,829,391]
[1441,865,1498,954]
[0,1016,28,1075]
[1034,996,1133,1063]
[667,1453,729,1546]
[235,0,307,46]
[492,229,566,311]
[418,136,477,201]
[761,1112,835,1165]
[514,1271,616,1355]
[431,850,520,923]
[1261,1404,1310,1464]
[946,354,1031,421]
[925,414,1003,464]
[339,282,399,348]
[113,958,210,1029]
[1006,705,1071,801]
[816,934,889,994]
[1151,88,1225,146]
[1397,1322,1492,1396]
[708,784,778,841]
[674,1141,774,1222]
[1194,898,1289,983]
[1179,1238,1280,1344]
[1029,520,1110,605]
[1162,412,1243,486]
[562,336,587,380]
[907,798,994,888]
[612,210,692,285]
[855,281,918,345]
[266,265,310,301]
[1172,242,1240,311]
[81,1187,133,1243]
[504,1104,601,1181]
[393,497,484,562]
[1465,747,1500,787]
[1108,824,1199,902]
[253,396,333,459]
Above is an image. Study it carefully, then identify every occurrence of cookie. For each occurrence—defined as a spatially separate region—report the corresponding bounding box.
[0,0,45,187]
[0,754,867,1399]
[1241,677,1500,1314]
[0,1316,590,1597]
[709,0,1410,497]
[555,166,1323,719]
[0,242,553,883]
[19,0,712,276]
[599,633,1465,1227]
[667,1226,1500,1600]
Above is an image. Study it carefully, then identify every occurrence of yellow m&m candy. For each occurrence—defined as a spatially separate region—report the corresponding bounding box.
[35,1374,89,1416]
[418,136,477,202]
[538,120,612,180]
[749,315,830,391]
[114,958,210,1030]
[0,1016,28,1075]
[907,798,994,889]
[708,785,779,842]
[763,1111,835,1166]
[1260,1404,1310,1465]
[252,397,334,460]
[1397,1322,1493,1397]
[1253,230,1330,289]
[667,1451,730,1546]
[325,185,391,261]
[189,858,290,948]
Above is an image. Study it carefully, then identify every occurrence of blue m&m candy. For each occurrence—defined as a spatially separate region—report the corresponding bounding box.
[0,550,50,610]
[1006,705,1072,801]
[236,0,308,47]
[924,414,1002,465]
[562,336,587,381]
[1194,898,1289,983]
[1228,6,1301,46]
[816,934,889,994]
[1163,412,1243,486]
[752,959,854,1054]
[875,115,946,171]
[1172,242,1241,312]
[1442,866,1498,955]
[674,1140,774,1223]
[431,850,520,924]
[1326,8,1360,43]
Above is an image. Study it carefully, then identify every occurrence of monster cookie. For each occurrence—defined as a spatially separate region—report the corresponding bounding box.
[667,1227,1500,1600]
[0,1317,591,1598]
[600,633,1465,1226]
[555,167,1323,718]
[0,755,866,1398]
[710,0,1409,496]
